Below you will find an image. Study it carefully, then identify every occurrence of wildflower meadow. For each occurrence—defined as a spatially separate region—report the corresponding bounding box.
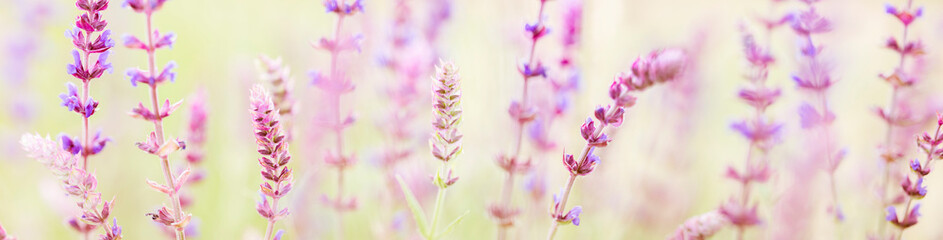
[4,0,943,239]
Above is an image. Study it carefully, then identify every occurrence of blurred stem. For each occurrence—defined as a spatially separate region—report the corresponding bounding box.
[879,6,911,235]
[328,1,349,238]
[80,9,91,171]
[144,10,186,240]
[264,198,280,240]
[428,165,448,239]
[499,1,547,238]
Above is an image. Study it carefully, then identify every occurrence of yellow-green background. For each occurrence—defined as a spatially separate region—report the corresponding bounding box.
[2,0,943,239]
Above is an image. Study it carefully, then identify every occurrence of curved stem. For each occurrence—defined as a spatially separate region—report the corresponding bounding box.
[545,106,616,240]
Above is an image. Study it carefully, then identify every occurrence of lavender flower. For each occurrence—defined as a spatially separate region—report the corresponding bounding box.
[546,49,686,239]
[789,0,845,223]
[21,134,121,240]
[876,1,926,236]
[123,0,190,238]
[310,1,365,236]
[398,60,468,240]
[250,85,294,240]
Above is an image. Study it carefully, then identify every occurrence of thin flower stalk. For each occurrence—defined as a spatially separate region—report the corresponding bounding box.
[310,1,364,238]
[21,134,122,240]
[123,0,191,238]
[887,114,942,239]
[250,85,295,240]
[789,0,845,222]
[546,49,686,240]
[27,0,122,238]
[876,0,925,235]
[492,0,552,237]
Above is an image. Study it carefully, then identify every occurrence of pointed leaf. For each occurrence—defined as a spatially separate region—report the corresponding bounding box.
[434,210,470,240]
[396,175,429,237]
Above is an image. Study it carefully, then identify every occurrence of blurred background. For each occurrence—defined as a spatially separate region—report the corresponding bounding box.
[2,0,943,239]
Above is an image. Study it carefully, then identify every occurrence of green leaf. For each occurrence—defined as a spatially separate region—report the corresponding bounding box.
[433,210,469,240]
[396,175,430,238]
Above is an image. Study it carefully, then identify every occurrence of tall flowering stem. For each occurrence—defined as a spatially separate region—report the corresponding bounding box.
[310,1,364,238]
[887,114,942,239]
[21,134,122,240]
[491,0,551,237]
[65,0,114,171]
[31,0,122,239]
[719,7,788,237]
[123,0,191,238]
[397,61,467,240]
[250,85,295,240]
[876,0,924,235]
[790,0,845,222]
[545,49,686,239]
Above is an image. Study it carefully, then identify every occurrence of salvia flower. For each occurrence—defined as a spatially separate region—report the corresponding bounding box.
[20,134,122,239]
[891,114,943,238]
[430,61,463,164]
[876,1,927,236]
[250,85,294,240]
[493,1,555,235]
[123,0,190,238]
[310,0,364,235]
[397,61,467,240]
[546,49,687,239]
[790,0,846,223]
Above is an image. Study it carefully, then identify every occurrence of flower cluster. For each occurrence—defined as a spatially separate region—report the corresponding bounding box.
[122,0,191,238]
[250,85,293,240]
[256,56,296,142]
[886,114,941,238]
[430,61,463,182]
[21,134,122,239]
[546,49,686,239]
[789,0,846,222]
